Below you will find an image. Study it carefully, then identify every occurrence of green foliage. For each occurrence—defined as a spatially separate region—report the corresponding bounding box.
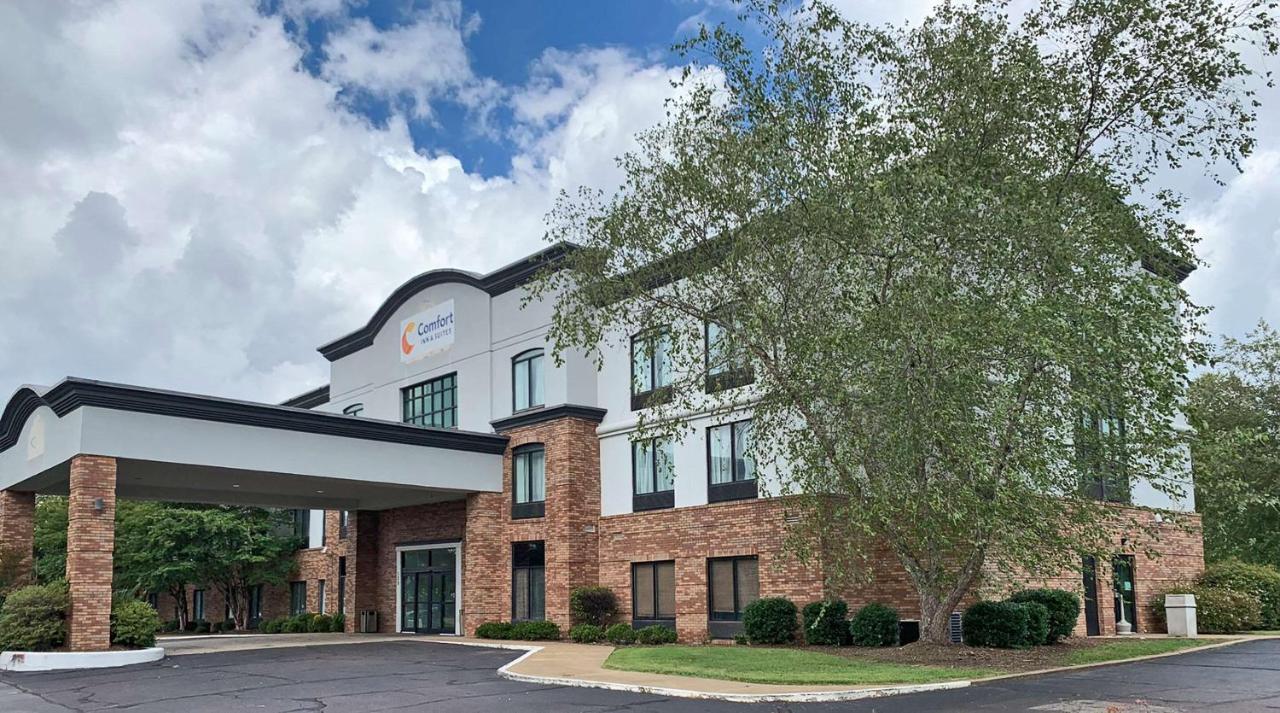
[475,621,515,639]
[1150,582,1262,634]
[1020,602,1050,648]
[802,599,849,646]
[963,601,1030,649]
[1200,559,1280,629]
[194,620,211,634]
[33,496,67,585]
[260,617,285,634]
[308,614,333,633]
[510,620,561,641]
[743,597,798,645]
[849,603,899,647]
[569,586,619,626]
[281,614,310,633]
[534,0,1276,643]
[605,622,637,645]
[1008,589,1081,643]
[635,625,678,645]
[331,613,345,632]
[0,582,67,652]
[111,599,160,648]
[570,623,604,643]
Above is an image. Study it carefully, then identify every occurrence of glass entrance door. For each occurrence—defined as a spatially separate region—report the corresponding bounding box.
[400,548,457,634]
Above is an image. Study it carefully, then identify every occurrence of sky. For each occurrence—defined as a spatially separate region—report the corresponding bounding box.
[0,0,1276,404]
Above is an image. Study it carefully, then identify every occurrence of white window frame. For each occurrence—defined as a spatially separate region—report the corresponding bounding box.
[394,541,463,635]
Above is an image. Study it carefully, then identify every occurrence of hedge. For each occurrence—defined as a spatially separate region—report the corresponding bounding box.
[743,597,798,644]
[570,586,619,627]
[570,623,604,643]
[0,582,67,652]
[308,614,334,633]
[112,599,160,648]
[1008,589,1080,643]
[604,622,636,645]
[802,599,849,646]
[510,621,562,641]
[475,621,515,639]
[635,625,678,645]
[1150,583,1261,633]
[849,603,899,647]
[1200,560,1280,630]
[331,613,345,632]
[1021,601,1050,648]
[963,600,1030,648]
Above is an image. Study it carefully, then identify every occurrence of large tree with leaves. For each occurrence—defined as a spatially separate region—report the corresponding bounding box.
[535,0,1277,641]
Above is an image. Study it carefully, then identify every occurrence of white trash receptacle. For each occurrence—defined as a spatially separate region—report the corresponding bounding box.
[1164,593,1198,638]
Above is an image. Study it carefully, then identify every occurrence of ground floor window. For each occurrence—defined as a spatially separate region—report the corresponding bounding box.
[337,557,347,617]
[290,581,307,616]
[632,561,676,629]
[193,589,205,621]
[707,556,758,638]
[248,584,263,627]
[512,541,546,621]
[318,579,327,614]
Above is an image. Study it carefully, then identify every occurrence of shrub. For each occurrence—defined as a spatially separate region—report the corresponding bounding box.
[1201,560,1280,630]
[570,586,619,627]
[849,603,899,647]
[281,614,309,633]
[802,599,849,646]
[193,620,211,634]
[635,625,678,645]
[0,582,67,652]
[183,620,198,632]
[963,600,1030,648]
[260,617,283,634]
[1008,589,1081,643]
[331,613,345,632]
[605,622,636,645]
[475,621,515,639]
[510,620,561,641]
[211,621,225,634]
[223,619,236,632]
[570,624,604,643]
[1150,582,1262,633]
[309,614,333,633]
[162,619,179,633]
[743,597,798,645]
[1020,601,1050,647]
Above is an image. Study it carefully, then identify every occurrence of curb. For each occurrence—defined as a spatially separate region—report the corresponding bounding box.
[0,646,165,672]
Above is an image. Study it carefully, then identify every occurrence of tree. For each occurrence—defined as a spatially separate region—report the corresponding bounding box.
[113,501,209,628]
[192,507,299,630]
[535,0,1277,642]
[33,496,66,584]
[1188,322,1280,564]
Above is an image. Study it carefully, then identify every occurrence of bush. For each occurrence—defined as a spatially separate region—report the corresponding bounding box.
[605,622,636,645]
[260,617,283,634]
[162,619,179,633]
[183,620,198,632]
[211,621,225,634]
[475,621,515,639]
[1020,601,1050,647]
[331,613,345,632]
[1008,589,1081,643]
[802,599,849,646]
[743,597,798,645]
[1150,582,1262,633]
[223,618,236,632]
[570,624,604,643]
[849,603,899,647]
[308,614,333,633]
[193,619,211,634]
[0,582,67,652]
[635,625,678,645]
[1201,560,1280,630]
[510,620,561,641]
[570,586,619,627]
[963,600,1030,648]
[281,614,310,633]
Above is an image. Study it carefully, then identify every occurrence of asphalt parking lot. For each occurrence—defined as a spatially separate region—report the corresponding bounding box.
[1,638,1277,712]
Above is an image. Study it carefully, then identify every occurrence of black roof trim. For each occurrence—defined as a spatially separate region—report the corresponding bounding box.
[280,385,330,409]
[490,404,608,433]
[0,378,509,456]
[318,242,578,362]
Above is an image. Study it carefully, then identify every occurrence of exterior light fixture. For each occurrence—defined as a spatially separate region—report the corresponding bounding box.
[92,498,105,512]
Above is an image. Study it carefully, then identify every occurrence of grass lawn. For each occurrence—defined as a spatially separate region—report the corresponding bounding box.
[1063,638,1213,665]
[602,646,997,686]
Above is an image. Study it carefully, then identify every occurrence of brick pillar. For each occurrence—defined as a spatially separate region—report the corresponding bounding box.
[345,510,379,633]
[0,490,36,586]
[65,455,116,651]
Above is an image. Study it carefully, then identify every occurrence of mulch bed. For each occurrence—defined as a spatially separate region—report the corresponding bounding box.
[817,638,1118,672]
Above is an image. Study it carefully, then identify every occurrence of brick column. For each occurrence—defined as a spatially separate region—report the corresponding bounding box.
[65,455,116,651]
[0,490,36,585]
[345,510,380,633]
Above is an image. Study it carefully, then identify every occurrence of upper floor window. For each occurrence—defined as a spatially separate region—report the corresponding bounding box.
[512,349,545,412]
[631,328,673,410]
[339,510,350,539]
[512,444,546,520]
[708,419,757,503]
[291,508,310,544]
[632,436,675,511]
[402,373,457,428]
[1077,408,1130,504]
[705,311,754,392]
[343,403,364,417]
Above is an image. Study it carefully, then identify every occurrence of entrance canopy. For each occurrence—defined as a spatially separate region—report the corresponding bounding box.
[0,378,507,510]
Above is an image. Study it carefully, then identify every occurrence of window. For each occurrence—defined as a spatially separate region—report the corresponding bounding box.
[632,561,676,629]
[317,580,326,614]
[512,349,545,411]
[512,444,546,519]
[145,592,158,609]
[705,312,753,392]
[290,581,307,616]
[1077,408,1130,504]
[512,541,546,621]
[630,329,672,410]
[292,509,310,544]
[708,419,757,502]
[632,436,675,511]
[337,557,347,617]
[248,585,263,627]
[708,556,759,638]
[402,373,457,428]
[320,510,327,547]
[192,589,205,622]
[343,403,364,417]
[339,510,350,539]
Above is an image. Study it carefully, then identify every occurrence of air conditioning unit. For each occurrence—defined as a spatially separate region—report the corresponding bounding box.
[949,611,963,644]
[359,609,379,634]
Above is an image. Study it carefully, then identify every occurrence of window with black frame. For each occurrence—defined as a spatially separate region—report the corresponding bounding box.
[707,556,759,638]
[192,589,205,622]
[512,349,545,411]
[402,373,457,428]
[339,510,350,539]
[512,444,546,519]
[708,419,757,502]
[705,311,754,392]
[292,508,310,547]
[289,581,307,616]
[1077,407,1131,504]
[632,561,676,629]
[630,328,672,410]
[632,436,675,511]
[512,541,546,621]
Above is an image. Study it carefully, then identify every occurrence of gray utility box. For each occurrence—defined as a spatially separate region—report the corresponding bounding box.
[359,609,379,634]
[1164,593,1198,638]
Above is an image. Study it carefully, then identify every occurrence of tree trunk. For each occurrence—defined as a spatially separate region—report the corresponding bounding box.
[169,584,188,629]
[904,549,988,644]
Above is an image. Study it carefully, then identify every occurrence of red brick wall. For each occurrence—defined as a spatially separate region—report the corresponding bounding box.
[372,501,466,632]
[66,455,116,651]
[0,490,35,585]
